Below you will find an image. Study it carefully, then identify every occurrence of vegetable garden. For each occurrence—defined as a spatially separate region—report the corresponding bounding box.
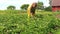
[0,10,60,34]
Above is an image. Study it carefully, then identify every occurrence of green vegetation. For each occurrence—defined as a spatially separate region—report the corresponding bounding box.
[20,4,29,10]
[7,6,16,10]
[0,10,60,34]
[37,2,44,10]
[44,6,52,11]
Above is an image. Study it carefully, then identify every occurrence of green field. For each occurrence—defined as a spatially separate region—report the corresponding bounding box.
[0,10,60,34]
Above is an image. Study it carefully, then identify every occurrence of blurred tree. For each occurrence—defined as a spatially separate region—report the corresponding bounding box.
[44,6,52,11]
[37,1,44,10]
[7,5,15,10]
[49,0,52,6]
[20,4,29,10]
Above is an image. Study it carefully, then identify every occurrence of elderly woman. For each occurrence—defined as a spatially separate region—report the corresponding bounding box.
[27,2,37,17]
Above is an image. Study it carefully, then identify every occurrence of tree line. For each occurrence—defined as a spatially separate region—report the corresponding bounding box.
[7,1,52,11]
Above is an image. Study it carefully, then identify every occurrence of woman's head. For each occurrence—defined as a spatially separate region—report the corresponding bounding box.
[32,3,37,8]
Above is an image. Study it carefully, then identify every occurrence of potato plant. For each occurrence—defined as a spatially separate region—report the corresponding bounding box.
[0,10,60,34]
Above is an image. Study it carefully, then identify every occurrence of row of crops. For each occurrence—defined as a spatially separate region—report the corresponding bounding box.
[0,10,60,34]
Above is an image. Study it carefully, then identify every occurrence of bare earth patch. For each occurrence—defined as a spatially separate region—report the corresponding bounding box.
[56,14,60,19]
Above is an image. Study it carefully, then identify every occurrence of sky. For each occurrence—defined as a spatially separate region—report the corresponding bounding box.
[0,0,50,10]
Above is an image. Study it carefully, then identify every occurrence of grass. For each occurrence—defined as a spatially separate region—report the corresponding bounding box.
[0,10,60,34]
